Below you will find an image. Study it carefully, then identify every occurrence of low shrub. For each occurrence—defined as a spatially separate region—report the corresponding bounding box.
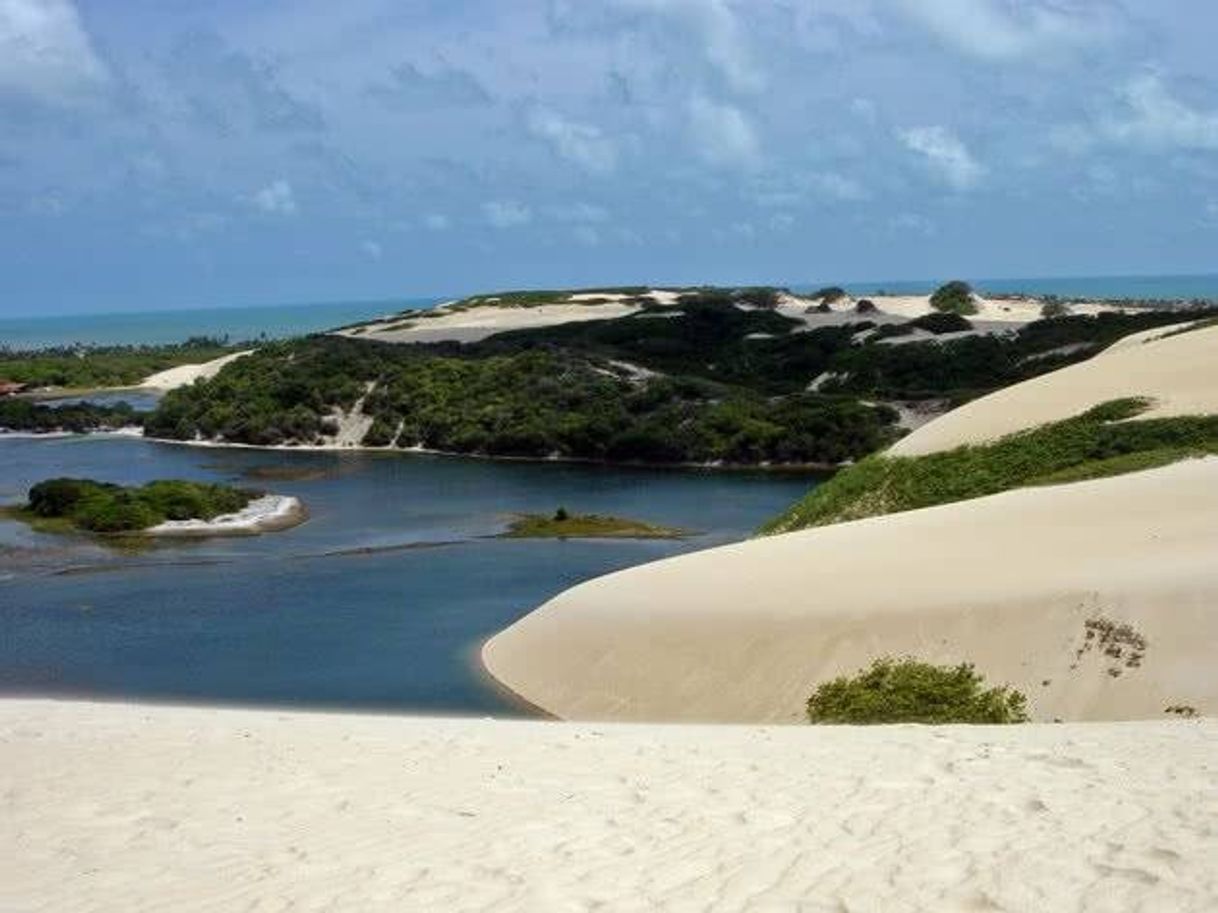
[930,280,977,316]
[806,657,1029,724]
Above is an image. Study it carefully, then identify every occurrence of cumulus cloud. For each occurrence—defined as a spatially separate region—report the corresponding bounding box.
[688,95,760,168]
[1100,74,1218,152]
[0,0,109,104]
[526,107,617,175]
[894,0,1117,61]
[899,125,984,190]
[482,200,531,228]
[250,179,297,215]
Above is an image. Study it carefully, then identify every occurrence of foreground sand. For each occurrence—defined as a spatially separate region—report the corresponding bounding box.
[485,457,1218,723]
[3,699,1215,912]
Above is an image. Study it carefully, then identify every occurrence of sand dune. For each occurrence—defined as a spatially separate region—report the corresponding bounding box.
[890,323,1218,456]
[344,301,646,344]
[140,350,253,390]
[484,457,1218,723]
[3,699,1215,912]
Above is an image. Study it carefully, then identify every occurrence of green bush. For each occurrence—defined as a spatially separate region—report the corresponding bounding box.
[929,280,977,316]
[806,657,1029,724]
[19,477,255,533]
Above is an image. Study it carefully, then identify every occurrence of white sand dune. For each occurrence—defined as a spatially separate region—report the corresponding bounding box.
[345,300,650,344]
[3,698,1215,912]
[485,457,1218,723]
[140,350,253,390]
[484,322,1218,724]
[890,323,1218,456]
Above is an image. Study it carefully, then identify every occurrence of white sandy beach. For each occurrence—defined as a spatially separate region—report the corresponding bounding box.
[146,494,306,537]
[3,698,1215,913]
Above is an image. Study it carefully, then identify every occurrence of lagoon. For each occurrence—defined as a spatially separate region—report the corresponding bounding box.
[0,435,816,715]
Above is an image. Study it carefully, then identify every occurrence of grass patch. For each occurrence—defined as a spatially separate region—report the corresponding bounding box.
[807,657,1029,724]
[762,397,1218,533]
[500,508,686,540]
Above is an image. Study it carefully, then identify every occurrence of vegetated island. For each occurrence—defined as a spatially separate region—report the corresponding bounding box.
[0,477,305,538]
[500,508,686,540]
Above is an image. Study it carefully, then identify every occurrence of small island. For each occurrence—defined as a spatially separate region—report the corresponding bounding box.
[1,477,305,538]
[500,508,686,540]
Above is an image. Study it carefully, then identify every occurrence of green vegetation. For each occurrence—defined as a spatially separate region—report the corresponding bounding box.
[1040,299,1071,319]
[0,337,240,390]
[146,336,899,465]
[806,658,1029,724]
[6,477,255,535]
[811,286,847,305]
[0,399,143,433]
[763,398,1218,533]
[500,508,686,539]
[930,280,977,315]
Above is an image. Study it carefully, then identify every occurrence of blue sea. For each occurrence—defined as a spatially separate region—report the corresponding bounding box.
[0,298,444,349]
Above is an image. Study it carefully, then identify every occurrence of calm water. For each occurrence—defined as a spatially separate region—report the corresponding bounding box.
[0,298,443,349]
[0,436,817,715]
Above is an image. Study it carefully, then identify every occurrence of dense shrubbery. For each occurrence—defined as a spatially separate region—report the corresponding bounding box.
[146,336,900,466]
[806,658,1029,724]
[762,398,1218,532]
[22,478,253,533]
[0,399,143,433]
[930,280,977,315]
[0,338,239,389]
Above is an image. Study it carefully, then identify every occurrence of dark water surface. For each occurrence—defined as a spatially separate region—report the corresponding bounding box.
[0,436,817,715]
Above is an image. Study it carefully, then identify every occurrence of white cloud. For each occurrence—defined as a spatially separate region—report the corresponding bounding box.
[811,172,866,201]
[361,239,383,259]
[250,179,298,215]
[899,126,984,190]
[482,200,531,228]
[0,0,109,104]
[688,96,759,168]
[423,213,450,231]
[888,212,936,235]
[1101,74,1218,152]
[526,108,617,175]
[894,0,1115,61]
[604,0,761,94]
[769,213,794,232]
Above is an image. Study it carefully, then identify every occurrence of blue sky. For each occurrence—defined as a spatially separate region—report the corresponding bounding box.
[2,0,1217,315]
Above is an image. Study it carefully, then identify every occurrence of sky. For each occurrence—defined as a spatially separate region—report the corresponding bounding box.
[2,0,1217,315]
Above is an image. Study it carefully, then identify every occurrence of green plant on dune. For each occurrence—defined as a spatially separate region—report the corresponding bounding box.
[762,397,1218,533]
[806,657,1029,724]
[929,280,978,316]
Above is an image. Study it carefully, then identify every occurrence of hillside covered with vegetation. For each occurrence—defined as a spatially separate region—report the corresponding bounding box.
[146,336,897,466]
[140,289,1215,468]
[4,478,254,534]
[762,398,1218,533]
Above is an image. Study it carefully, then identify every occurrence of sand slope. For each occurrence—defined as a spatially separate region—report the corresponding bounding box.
[484,457,1218,723]
[890,323,1218,456]
[140,350,253,390]
[3,699,1216,912]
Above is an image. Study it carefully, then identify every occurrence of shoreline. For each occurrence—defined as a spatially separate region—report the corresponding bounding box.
[145,494,308,537]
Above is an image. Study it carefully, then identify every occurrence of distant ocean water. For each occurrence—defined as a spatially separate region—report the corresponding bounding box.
[0,298,444,349]
[834,273,1218,301]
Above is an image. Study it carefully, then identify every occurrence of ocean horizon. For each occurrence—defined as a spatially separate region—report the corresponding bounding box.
[3,273,1217,349]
